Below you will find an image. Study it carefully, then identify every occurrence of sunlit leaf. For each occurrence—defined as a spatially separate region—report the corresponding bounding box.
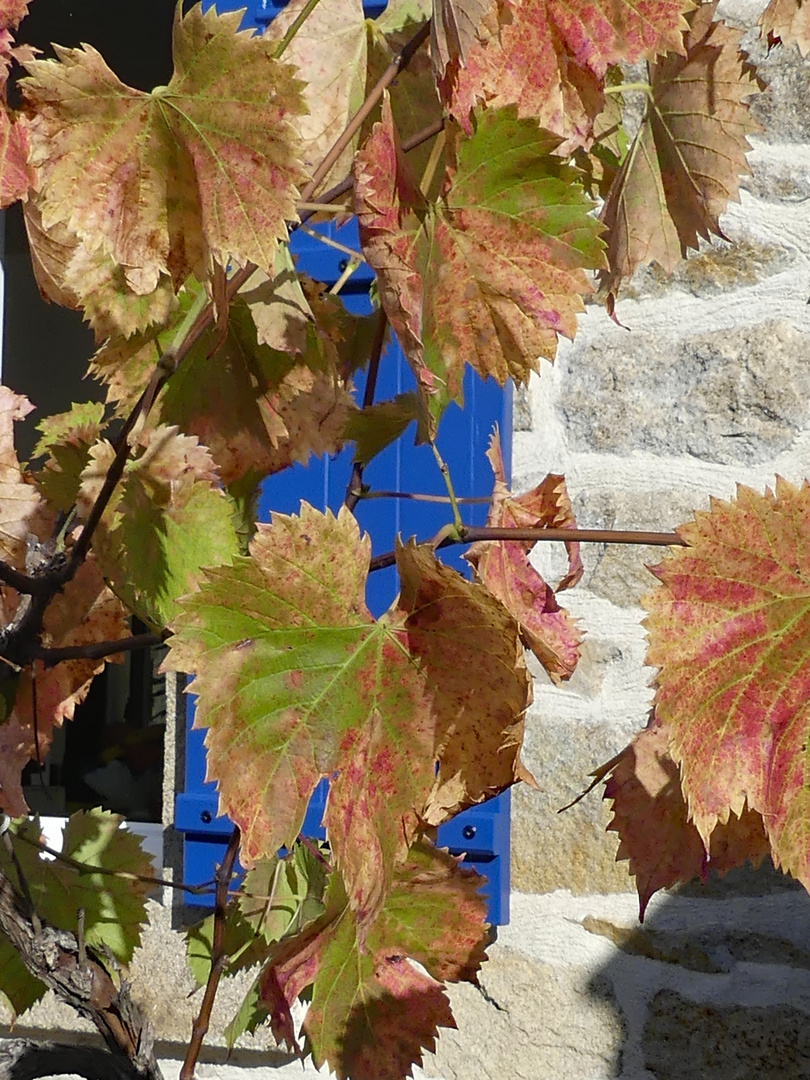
[22,3,307,325]
[598,2,762,298]
[1,811,154,962]
[78,427,239,629]
[761,0,810,54]
[259,842,488,1080]
[32,401,106,511]
[466,428,583,683]
[166,505,435,930]
[355,99,604,435]
[0,0,33,207]
[265,0,367,192]
[440,0,693,151]
[396,539,534,824]
[645,479,810,890]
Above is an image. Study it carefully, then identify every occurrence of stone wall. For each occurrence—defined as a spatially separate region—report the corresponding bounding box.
[4,1,810,1077]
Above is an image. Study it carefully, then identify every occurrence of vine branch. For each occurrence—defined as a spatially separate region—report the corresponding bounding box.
[180,825,241,1080]
[369,525,686,571]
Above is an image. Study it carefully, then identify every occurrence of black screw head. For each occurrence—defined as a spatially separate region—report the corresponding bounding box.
[462,824,477,840]
[200,810,213,824]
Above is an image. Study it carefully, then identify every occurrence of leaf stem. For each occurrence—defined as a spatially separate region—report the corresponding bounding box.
[430,443,463,532]
[604,81,652,95]
[297,223,367,263]
[359,490,492,504]
[299,18,431,203]
[273,0,325,59]
[368,525,686,572]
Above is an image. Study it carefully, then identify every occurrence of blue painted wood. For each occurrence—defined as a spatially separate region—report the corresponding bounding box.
[176,0,513,926]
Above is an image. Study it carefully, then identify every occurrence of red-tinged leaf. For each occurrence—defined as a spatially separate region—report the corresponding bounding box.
[0,387,46,566]
[265,0,368,191]
[761,0,810,54]
[466,429,582,683]
[644,479,810,890]
[0,554,129,816]
[355,99,604,435]
[365,1,442,191]
[0,1,33,207]
[604,716,770,919]
[78,427,239,629]
[165,505,436,929]
[440,0,692,150]
[22,201,179,340]
[598,3,763,298]
[259,842,488,1080]
[22,3,307,322]
[396,539,534,825]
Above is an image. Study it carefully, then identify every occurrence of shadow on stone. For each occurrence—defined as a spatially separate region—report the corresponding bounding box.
[587,858,810,1078]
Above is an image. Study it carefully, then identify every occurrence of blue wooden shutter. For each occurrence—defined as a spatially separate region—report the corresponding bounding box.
[175,0,513,924]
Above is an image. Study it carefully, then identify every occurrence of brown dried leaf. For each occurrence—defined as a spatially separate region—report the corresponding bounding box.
[761,0,810,54]
[598,2,763,298]
[605,717,770,918]
[396,539,534,825]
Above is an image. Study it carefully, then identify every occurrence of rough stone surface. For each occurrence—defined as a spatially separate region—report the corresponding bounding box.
[560,320,810,465]
[748,36,810,144]
[421,948,624,1080]
[616,240,794,302]
[511,718,630,895]
[643,989,810,1078]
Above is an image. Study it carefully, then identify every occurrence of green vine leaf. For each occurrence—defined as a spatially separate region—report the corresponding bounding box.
[78,426,239,630]
[166,504,436,931]
[355,98,605,436]
[32,401,106,512]
[259,841,488,1080]
[1,811,155,963]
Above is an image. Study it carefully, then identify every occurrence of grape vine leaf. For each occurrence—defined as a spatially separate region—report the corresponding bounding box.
[439,0,693,151]
[22,201,179,340]
[91,287,354,491]
[239,843,329,947]
[345,392,418,465]
[466,429,583,683]
[32,401,106,511]
[0,934,46,1020]
[0,387,46,566]
[22,3,308,321]
[366,0,442,190]
[396,538,534,824]
[0,0,33,207]
[166,504,436,930]
[259,841,488,1080]
[431,0,490,75]
[355,98,604,435]
[604,715,770,919]
[598,2,763,299]
[78,426,239,630]
[1,811,154,962]
[761,0,810,54]
[644,479,810,890]
[265,0,368,192]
